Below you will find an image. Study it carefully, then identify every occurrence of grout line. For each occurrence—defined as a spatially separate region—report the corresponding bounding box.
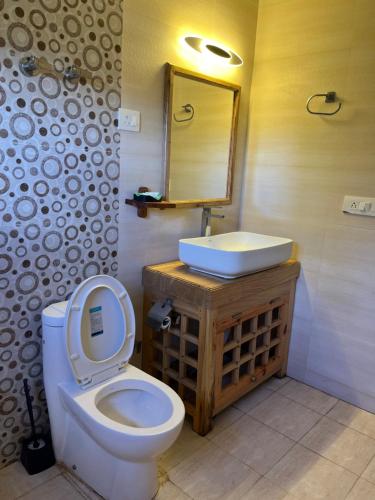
[62,471,97,500]
[177,381,375,489]
[165,478,194,500]
[360,470,375,487]
[14,466,63,499]
[205,406,245,441]
[232,387,275,413]
[324,409,375,442]
[256,386,333,416]
[176,388,374,498]
[343,475,361,499]
[297,416,375,477]
[263,441,300,480]
[198,417,296,481]
[174,379,375,497]
[285,377,341,404]
[297,439,361,478]
[16,473,86,500]
[279,394,338,416]
[265,377,292,392]
[257,407,372,479]
[246,405,320,443]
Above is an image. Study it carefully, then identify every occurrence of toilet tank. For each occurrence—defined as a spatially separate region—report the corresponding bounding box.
[42,300,73,458]
[42,301,73,386]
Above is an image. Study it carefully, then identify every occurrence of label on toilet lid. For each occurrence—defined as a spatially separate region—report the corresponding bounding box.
[89,306,104,337]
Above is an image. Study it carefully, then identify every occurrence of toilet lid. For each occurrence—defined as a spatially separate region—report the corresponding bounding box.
[64,275,136,387]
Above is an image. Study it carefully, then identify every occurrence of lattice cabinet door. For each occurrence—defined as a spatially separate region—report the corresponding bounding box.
[148,306,201,418]
[213,295,289,412]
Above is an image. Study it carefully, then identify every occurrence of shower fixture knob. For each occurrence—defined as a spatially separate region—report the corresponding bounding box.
[19,55,39,76]
[64,65,81,81]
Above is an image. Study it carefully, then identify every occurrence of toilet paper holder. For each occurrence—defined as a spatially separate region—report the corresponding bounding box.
[146,299,173,331]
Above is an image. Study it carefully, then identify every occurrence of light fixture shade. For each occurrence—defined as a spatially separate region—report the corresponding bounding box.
[183,36,243,66]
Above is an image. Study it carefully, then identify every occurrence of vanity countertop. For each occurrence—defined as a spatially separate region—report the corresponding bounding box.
[143,259,300,309]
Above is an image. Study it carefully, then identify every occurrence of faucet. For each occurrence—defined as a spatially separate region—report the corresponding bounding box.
[201,207,225,237]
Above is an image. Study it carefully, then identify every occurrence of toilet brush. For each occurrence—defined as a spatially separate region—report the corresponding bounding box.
[20,378,56,475]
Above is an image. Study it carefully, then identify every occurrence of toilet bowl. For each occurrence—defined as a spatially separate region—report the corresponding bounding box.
[42,275,185,500]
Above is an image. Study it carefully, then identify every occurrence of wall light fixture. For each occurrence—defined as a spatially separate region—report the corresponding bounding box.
[183,36,243,66]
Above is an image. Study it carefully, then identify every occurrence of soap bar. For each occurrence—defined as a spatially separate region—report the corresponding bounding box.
[134,192,163,202]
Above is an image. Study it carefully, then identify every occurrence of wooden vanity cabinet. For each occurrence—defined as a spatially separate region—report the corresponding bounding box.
[142,260,300,435]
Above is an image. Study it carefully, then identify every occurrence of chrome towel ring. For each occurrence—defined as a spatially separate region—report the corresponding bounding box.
[173,103,195,122]
[306,91,342,116]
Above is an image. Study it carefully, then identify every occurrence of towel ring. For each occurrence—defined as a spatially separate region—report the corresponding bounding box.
[306,91,342,116]
[173,103,195,122]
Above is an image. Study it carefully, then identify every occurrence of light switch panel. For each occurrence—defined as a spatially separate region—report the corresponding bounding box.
[342,195,375,216]
[118,108,141,132]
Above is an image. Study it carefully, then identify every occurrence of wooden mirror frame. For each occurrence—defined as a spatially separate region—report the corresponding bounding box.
[163,64,241,207]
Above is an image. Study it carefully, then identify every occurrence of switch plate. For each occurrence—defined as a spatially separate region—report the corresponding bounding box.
[342,195,375,216]
[118,108,141,132]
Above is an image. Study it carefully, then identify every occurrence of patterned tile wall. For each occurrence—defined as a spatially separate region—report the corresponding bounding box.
[0,0,122,467]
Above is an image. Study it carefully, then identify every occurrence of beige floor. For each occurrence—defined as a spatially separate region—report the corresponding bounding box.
[2,378,375,500]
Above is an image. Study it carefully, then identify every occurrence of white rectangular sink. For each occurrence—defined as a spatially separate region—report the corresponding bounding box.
[179,231,293,279]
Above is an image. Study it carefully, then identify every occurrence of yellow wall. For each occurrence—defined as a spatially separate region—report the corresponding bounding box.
[242,0,375,410]
[119,0,258,361]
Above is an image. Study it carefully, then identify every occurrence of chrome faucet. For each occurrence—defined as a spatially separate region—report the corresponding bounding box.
[201,207,225,237]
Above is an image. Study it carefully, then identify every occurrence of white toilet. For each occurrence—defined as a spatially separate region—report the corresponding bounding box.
[42,275,185,500]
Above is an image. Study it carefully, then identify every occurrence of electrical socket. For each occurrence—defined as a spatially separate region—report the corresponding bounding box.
[118,108,141,132]
[343,196,375,217]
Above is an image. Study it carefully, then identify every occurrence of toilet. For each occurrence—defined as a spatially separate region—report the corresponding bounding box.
[42,275,185,500]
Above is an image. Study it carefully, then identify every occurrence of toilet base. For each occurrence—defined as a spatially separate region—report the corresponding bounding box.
[110,460,158,500]
[67,458,158,500]
[61,416,158,500]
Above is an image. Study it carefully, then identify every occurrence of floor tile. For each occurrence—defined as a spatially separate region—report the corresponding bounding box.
[0,461,60,499]
[346,478,375,500]
[233,385,274,413]
[159,419,208,471]
[226,476,290,500]
[327,400,375,439]
[169,441,259,500]
[206,406,243,440]
[19,475,84,500]
[361,454,375,484]
[301,416,375,474]
[63,471,103,499]
[279,379,338,414]
[156,480,191,499]
[249,393,321,440]
[212,414,294,475]
[263,376,291,391]
[266,444,357,499]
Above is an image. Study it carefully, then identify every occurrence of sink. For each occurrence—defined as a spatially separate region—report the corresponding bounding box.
[179,231,293,279]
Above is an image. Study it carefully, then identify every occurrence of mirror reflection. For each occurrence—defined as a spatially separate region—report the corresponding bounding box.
[164,65,240,204]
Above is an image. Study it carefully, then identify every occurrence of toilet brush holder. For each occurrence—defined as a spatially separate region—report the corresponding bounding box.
[20,379,55,475]
[21,433,55,475]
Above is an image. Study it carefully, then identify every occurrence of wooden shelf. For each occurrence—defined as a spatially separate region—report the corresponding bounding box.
[125,199,177,218]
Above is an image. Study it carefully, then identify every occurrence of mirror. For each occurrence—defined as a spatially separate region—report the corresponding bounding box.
[163,64,240,205]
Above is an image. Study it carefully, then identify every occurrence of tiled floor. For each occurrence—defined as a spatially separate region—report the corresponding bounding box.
[2,378,375,499]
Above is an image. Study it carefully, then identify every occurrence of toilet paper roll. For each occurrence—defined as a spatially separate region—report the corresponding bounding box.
[146,299,173,331]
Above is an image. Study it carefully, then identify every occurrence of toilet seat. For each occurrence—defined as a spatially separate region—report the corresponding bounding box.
[64,275,136,387]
